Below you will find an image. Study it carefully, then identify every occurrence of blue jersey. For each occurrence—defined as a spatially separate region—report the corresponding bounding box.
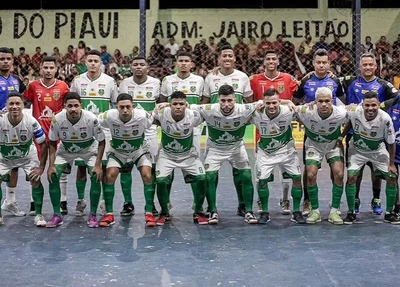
[293,74,344,105]
[385,97,400,164]
[0,73,25,111]
[341,75,398,104]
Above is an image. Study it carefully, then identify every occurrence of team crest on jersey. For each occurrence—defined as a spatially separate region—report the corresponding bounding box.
[370,132,377,137]
[278,84,285,93]
[80,132,87,138]
[20,135,27,141]
[183,129,189,134]
[146,92,152,98]
[232,83,238,90]
[53,93,60,100]
[98,89,105,96]
[329,127,335,132]
[307,151,314,157]
[190,86,196,92]
[326,85,334,91]
[132,130,139,135]
[233,121,240,127]
[204,163,209,170]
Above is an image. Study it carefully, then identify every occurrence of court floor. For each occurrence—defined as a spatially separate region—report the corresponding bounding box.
[0,148,399,287]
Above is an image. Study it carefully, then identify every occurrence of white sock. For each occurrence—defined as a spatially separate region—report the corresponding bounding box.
[313,208,320,214]
[6,187,16,202]
[330,208,338,214]
[30,187,34,202]
[282,182,290,200]
[60,174,68,202]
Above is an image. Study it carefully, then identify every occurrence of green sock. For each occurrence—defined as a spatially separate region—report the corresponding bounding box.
[233,168,244,205]
[386,184,397,212]
[120,173,132,203]
[76,179,86,200]
[103,182,115,213]
[291,187,302,212]
[206,171,218,213]
[257,179,269,212]
[240,169,254,212]
[331,183,344,209]
[345,184,356,212]
[89,174,102,214]
[194,180,207,213]
[32,183,44,215]
[157,181,169,215]
[308,184,319,210]
[144,183,155,213]
[49,174,61,215]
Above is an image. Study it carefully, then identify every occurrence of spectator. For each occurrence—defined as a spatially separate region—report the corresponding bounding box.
[180,39,193,53]
[112,48,124,65]
[100,44,112,67]
[314,35,328,50]
[208,36,217,53]
[257,35,273,53]
[76,40,86,64]
[52,47,64,66]
[150,38,165,58]
[247,36,258,57]
[364,36,375,53]
[31,46,43,75]
[299,34,314,55]
[328,35,344,53]
[272,34,285,55]
[128,46,139,61]
[165,37,180,56]
[17,47,30,66]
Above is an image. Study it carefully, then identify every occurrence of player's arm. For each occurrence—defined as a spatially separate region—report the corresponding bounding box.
[110,80,118,108]
[380,79,398,100]
[98,111,110,129]
[144,111,154,129]
[30,120,48,180]
[333,77,346,105]
[380,96,400,112]
[292,79,306,105]
[47,119,59,183]
[242,78,254,103]
[200,77,211,104]
[159,77,169,103]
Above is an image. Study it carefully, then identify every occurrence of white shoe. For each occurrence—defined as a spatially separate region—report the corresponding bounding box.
[75,199,87,217]
[1,200,26,217]
[99,199,106,215]
[0,216,4,225]
[34,214,46,227]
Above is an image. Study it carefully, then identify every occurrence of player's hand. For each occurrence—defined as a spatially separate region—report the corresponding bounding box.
[29,167,44,182]
[388,164,398,177]
[335,138,344,151]
[286,100,297,113]
[91,165,103,182]
[256,101,265,112]
[156,102,169,111]
[307,101,316,110]
[327,70,336,78]
[47,165,57,183]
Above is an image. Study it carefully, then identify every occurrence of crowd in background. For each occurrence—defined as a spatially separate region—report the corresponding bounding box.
[9,34,400,90]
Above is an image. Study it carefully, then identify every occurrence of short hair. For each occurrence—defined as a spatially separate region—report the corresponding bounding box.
[363,91,379,100]
[64,92,81,104]
[41,56,57,64]
[7,92,23,100]
[218,45,233,54]
[170,91,186,100]
[264,88,280,98]
[315,87,333,99]
[116,93,133,102]
[360,52,376,61]
[0,47,13,55]
[218,84,235,96]
[176,51,193,59]
[313,48,329,59]
[132,56,147,62]
[264,50,278,58]
[87,49,101,57]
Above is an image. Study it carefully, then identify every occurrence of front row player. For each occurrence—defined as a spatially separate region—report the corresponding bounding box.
[343,91,400,224]
[98,93,156,227]
[47,92,106,228]
[0,92,48,226]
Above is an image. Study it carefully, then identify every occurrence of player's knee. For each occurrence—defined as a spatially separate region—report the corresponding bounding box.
[105,173,118,184]
[76,166,87,180]
[292,179,302,189]
[141,172,153,185]
[334,170,344,183]
[347,175,357,185]
[306,171,317,185]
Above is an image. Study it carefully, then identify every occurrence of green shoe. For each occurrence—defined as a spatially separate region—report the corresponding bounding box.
[306,211,321,224]
[328,210,343,225]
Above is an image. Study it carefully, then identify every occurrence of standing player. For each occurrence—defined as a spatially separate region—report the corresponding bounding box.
[97,93,155,227]
[0,92,48,226]
[201,45,254,216]
[191,84,258,224]
[250,50,299,215]
[250,88,305,224]
[340,53,398,215]
[159,51,204,209]
[292,48,345,216]
[295,87,348,225]
[70,49,117,216]
[153,91,208,225]
[19,56,70,215]
[47,92,105,228]
[0,47,27,217]
[343,91,399,224]
[119,57,160,216]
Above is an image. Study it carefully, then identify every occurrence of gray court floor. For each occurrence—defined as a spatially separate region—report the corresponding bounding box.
[0,148,399,287]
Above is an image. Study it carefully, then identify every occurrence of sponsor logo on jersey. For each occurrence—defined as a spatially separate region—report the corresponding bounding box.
[7,86,14,91]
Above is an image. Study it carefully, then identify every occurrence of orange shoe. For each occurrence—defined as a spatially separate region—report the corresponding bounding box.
[145,213,156,227]
[99,213,115,227]
[156,214,171,226]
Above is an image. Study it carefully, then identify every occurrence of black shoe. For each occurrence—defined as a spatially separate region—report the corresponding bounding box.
[29,201,35,216]
[343,212,356,225]
[152,203,159,217]
[120,202,135,216]
[237,203,246,217]
[291,211,306,224]
[384,212,400,225]
[60,201,68,215]
[258,212,270,224]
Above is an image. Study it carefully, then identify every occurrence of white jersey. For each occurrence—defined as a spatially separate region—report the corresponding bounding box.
[98,108,153,155]
[251,105,295,154]
[191,103,256,149]
[49,110,105,153]
[347,105,395,153]
[119,75,160,137]
[0,114,46,160]
[296,105,347,153]
[70,72,118,115]
[160,73,204,105]
[153,107,203,160]
[203,69,253,103]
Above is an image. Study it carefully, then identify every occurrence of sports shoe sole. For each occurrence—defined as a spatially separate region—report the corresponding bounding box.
[328,219,344,225]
